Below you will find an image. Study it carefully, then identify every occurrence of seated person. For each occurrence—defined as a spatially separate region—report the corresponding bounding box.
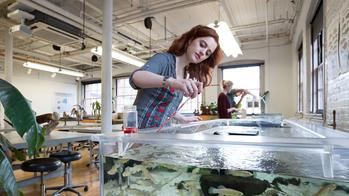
[218,80,239,119]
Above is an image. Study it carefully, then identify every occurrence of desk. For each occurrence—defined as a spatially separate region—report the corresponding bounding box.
[56,124,123,134]
[0,130,94,188]
[199,115,218,121]
[0,130,92,149]
[55,125,122,167]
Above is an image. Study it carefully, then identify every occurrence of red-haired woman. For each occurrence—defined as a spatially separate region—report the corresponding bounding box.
[130,25,224,129]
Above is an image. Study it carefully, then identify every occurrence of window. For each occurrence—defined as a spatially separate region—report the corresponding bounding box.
[311,1,324,114]
[298,44,304,112]
[115,77,137,113]
[83,81,101,115]
[222,65,261,114]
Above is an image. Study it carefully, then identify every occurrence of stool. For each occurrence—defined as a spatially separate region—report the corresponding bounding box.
[21,158,62,196]
[47,150,88,195]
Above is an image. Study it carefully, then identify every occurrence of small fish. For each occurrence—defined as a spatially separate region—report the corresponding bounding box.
[314,183,337,196]
[192,167,200,174]
[208,185,243,196]
[264,188,288,196]
[107,159,129,175]
[226,170,253,177]
[107,163,119,175]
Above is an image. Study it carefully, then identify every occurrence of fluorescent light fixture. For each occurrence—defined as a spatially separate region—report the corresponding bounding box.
[208,21,243,58]
[91,46,146,67]
[23,62,84,77]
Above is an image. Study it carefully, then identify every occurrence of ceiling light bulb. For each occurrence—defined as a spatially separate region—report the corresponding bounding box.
[208,21,243,58]
[23,62,84,77]
[91,46,146,67]
[51,72,56,78]
[27,68,32,74]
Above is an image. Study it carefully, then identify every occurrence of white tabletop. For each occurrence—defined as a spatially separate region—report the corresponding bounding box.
[56,124,123,133]
[0,130,93,149]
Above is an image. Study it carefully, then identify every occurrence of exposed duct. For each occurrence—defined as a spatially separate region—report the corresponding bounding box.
[25,10,82,45]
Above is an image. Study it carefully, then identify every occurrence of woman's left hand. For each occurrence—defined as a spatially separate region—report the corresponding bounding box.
[177,115,202,124]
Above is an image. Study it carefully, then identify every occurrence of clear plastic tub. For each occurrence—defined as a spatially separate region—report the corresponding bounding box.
[99,119,349,195]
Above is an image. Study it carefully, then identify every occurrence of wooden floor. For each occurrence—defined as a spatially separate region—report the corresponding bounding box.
[13,149,100,196]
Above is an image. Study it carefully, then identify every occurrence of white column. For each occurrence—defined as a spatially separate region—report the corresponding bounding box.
[77,80,82,105]
[5,29,13,83]
[101,0,113,133]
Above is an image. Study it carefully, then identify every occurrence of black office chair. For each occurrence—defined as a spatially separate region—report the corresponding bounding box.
[46,150,88,195]
[21,158,62,196]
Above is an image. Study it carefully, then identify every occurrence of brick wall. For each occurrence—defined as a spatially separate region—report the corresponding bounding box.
[325,0,349,131]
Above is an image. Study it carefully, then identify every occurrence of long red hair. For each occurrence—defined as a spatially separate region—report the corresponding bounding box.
[168,25,224,87]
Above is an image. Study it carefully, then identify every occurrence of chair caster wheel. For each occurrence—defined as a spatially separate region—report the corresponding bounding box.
[84,186,88,192]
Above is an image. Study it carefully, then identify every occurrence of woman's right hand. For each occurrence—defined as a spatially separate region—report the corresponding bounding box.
[228,107,238,113]
[169,78,203,98]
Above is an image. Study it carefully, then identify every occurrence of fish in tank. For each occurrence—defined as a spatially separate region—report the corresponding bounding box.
[101,143,349,196]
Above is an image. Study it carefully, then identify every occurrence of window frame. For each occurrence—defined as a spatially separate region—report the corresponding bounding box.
[220,63,262,115]
[310,1,324,114]
[298,44,304,113]
[115,76,138,113]
[82,80,102,115]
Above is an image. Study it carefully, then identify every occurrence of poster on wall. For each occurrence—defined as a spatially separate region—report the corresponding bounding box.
[327,15,340,80]
[339,2,349,74]
[54,92,73,117]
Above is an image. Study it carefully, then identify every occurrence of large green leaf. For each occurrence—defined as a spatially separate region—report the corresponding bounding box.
[0,149,19,196]
[0,79,44,156]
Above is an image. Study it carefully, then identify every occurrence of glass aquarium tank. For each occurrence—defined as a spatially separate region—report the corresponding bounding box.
[99,119,349,196]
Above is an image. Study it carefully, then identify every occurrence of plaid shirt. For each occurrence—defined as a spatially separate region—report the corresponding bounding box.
[130,53,183,129]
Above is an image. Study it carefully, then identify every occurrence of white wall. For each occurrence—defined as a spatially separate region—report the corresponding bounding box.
[0,61,78,115]
[205,42,295,118]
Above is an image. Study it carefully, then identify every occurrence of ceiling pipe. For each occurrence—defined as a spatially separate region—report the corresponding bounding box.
[265,0,269,44]
[1,45,103,69]
[50,46,95,60]
[289,0,303,40]
[236,32,289,39]
[230,19,289,32]
[13,0,137,64]
[76,0,102,15]
[13,47,50,61]
[114,0,216,26]
[73,0,183,50]
[112,0,186,19]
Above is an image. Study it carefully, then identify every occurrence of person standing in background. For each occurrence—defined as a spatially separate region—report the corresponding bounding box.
[227,87,250,109]
[218,80,238,118]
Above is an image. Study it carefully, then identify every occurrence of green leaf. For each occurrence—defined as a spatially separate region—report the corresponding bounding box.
[0,79,44,157]
[0,150,19,196]
[0,135,27,161]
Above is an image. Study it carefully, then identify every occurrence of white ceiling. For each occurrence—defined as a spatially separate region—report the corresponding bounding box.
[0,0,302,76]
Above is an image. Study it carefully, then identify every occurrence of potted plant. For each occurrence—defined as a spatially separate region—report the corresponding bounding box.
[0,79,45,196]
[91,100,101,120]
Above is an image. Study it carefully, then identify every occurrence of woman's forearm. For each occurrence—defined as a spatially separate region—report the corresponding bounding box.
[132,71,172,88]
